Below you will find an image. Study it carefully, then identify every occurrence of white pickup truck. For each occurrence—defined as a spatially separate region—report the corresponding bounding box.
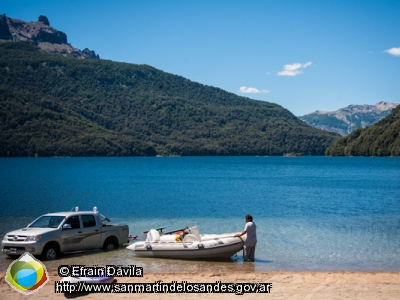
[1,207,129,260]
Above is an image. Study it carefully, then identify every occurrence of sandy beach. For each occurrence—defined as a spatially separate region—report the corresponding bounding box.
[1,270,399,299]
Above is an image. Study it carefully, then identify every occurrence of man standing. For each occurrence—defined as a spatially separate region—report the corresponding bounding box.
[235,214,257,262]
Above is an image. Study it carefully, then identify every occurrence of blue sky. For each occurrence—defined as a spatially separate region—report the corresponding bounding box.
[2,0,400,115]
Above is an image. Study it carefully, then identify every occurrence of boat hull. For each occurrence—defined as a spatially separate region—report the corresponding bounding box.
[127,236,243,260]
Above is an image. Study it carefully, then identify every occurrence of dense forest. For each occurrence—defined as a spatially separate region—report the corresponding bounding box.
[0,42,340,157]
[325,105,400,156]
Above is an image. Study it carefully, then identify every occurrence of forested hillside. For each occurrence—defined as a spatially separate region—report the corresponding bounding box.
[0,43,339,156]
[326,105,400,156]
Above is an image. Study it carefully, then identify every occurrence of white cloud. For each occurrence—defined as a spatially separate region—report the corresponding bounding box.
[239,86,270,94]
[278,62,312,76]
[384,47,400,57]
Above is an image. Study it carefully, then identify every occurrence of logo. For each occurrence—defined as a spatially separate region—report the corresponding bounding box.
[6,252,49,295]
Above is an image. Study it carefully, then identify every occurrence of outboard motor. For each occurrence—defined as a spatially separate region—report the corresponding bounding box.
[146,229,160,242]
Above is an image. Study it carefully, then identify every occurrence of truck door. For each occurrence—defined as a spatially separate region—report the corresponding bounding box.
[61,215,84,252]
[81,214,102,249]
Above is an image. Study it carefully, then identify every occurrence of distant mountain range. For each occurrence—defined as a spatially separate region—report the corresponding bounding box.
[0,15,339,157]
[299,102,400,136]
[0,14,98,59]
[326,105,400,156]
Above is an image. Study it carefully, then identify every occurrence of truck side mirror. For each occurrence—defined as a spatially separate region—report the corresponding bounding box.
[63,224,72,230]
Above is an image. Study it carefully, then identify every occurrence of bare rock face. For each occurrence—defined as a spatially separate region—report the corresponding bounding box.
[81,48,99,59]
[0,14,99,59]
[299,102,400,136]
[38,15,50,26]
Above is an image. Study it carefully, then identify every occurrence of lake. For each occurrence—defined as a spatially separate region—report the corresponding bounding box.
[0,156,399,272]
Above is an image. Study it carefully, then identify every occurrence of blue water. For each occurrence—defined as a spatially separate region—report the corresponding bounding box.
[0,157,399,272]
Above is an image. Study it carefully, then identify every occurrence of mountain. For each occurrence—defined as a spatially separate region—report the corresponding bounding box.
[0,16,340,157]
[0,14,98,59]
[299,102,400,136]
[0,42,340,157]
[325,105,400,156]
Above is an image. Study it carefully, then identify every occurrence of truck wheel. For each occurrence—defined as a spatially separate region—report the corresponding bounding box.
[103,238,118,250]
[42,244,59,260]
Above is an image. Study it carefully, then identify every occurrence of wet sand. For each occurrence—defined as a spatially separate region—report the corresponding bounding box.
[1,270,399,299]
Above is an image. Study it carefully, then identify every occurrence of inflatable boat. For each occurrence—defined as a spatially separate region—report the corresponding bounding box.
[126,225,244,259]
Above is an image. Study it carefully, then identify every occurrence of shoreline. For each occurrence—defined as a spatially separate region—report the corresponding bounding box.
[1,270,399,299]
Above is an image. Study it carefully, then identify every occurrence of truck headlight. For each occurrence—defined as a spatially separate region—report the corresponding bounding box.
[25,235,42,242]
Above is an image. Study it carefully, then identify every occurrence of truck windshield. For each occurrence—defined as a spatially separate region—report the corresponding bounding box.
[29,216,65,228]
[97,212,111,225]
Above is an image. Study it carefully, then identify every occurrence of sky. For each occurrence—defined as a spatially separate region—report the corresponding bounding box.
[2,0,400,116]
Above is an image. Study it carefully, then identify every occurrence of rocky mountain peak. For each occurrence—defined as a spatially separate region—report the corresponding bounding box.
[299,102,400,136]
[306,101,400,116]
[38,15,50,26]
[0,14,99,59]
[375,101,398,111]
